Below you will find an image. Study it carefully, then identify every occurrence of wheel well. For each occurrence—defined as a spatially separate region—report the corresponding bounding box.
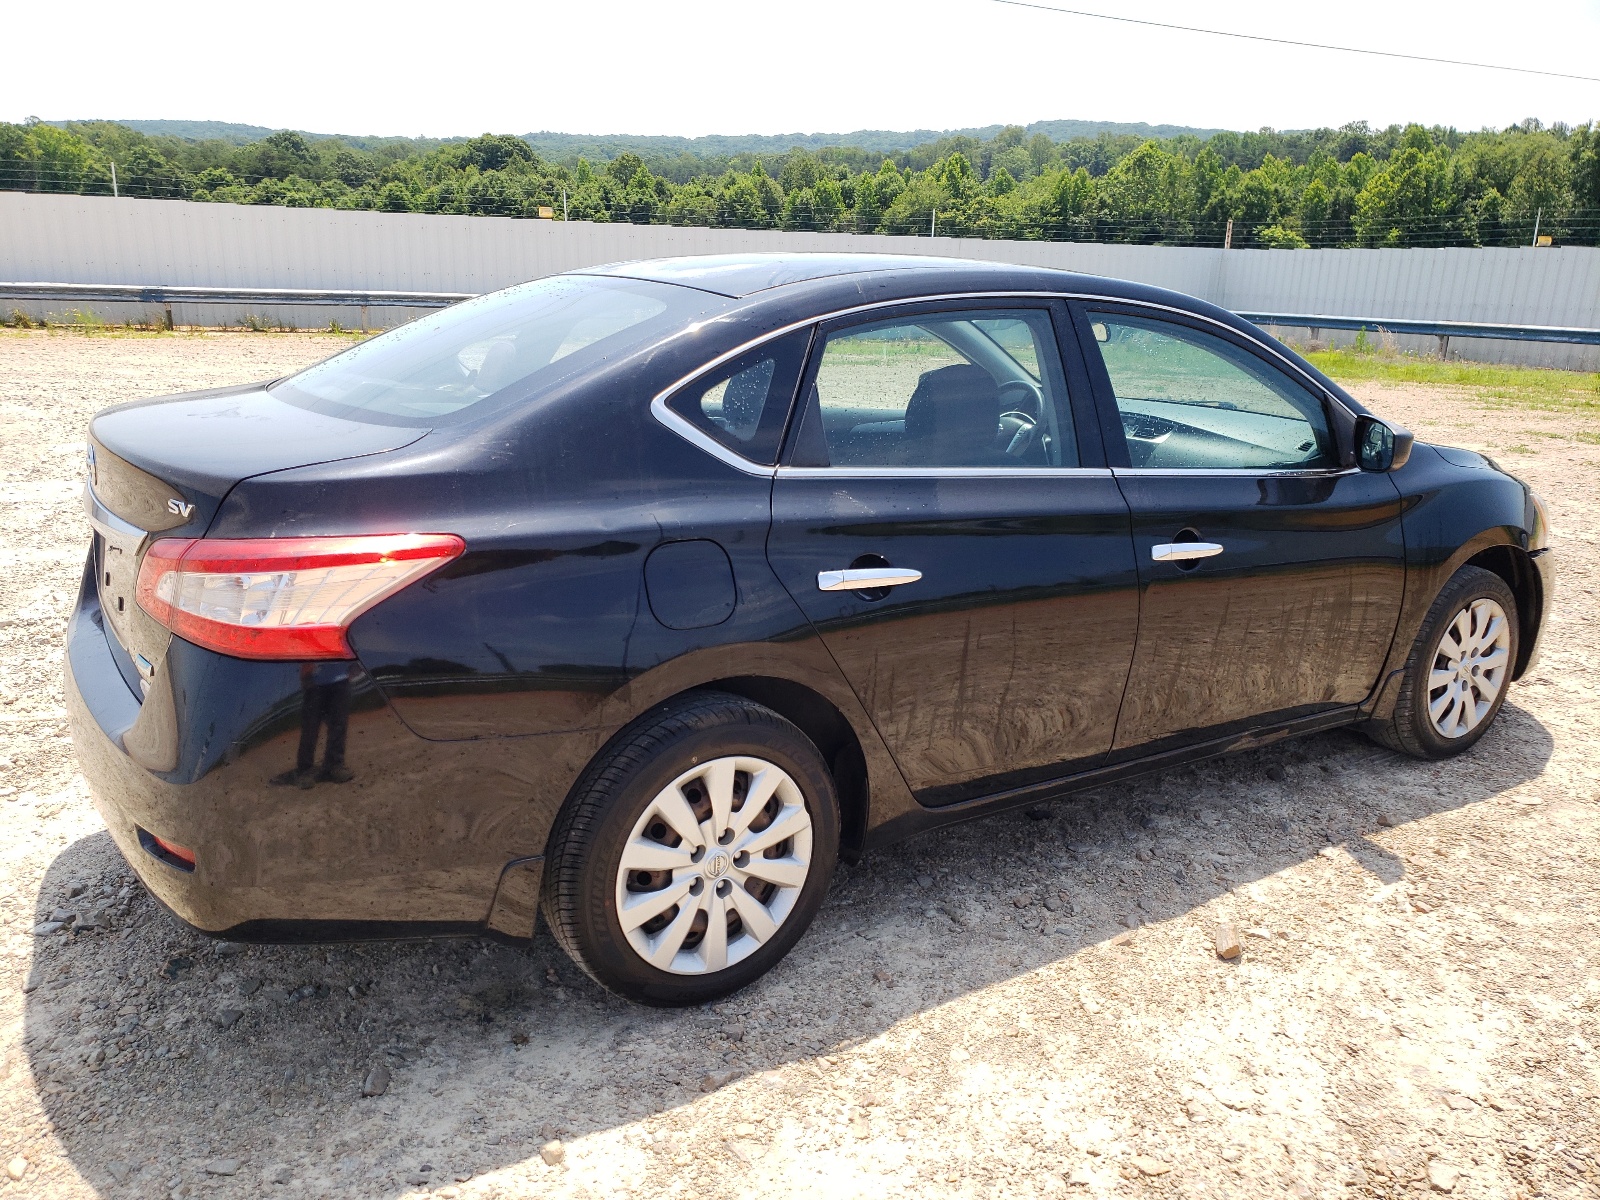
[695,677,870,860]
[1463,545,1542,678]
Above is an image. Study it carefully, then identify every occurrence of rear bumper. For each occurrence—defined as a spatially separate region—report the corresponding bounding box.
[64,560,564,940]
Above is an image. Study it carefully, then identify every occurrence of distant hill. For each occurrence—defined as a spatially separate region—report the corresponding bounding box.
[96,117,1228,158]
[105,119,283,144]
[86,120,456,153]
[517,119,1227,160]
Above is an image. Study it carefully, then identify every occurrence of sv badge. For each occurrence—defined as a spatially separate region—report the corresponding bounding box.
[167,498,195,520]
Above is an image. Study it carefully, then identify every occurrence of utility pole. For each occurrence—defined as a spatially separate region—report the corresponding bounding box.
[1530,207,1542,247]
[1224,218,1233,250]
[110,161,118,198]
[562,187,568,221]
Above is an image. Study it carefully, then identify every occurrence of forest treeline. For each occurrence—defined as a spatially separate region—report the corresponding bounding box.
[3,117,1598,248]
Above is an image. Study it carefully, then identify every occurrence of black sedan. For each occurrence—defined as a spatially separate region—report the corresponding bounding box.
[66,254,1554,1005]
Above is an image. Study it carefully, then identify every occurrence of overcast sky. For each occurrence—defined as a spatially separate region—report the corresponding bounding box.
[8,0,1599,139]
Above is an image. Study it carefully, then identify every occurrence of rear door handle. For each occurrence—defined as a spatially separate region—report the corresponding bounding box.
[1151,542,1224,562]
[817,567,923,592]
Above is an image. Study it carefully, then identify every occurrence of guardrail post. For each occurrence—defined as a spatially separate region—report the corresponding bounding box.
[1437,334,1449,360]
[360,304,369,333]
[163,302,174,332]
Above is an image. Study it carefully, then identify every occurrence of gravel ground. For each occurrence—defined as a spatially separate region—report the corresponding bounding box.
[0,329,1596,1200]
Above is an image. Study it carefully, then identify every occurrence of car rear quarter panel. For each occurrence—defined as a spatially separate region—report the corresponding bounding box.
[67,567,597,931]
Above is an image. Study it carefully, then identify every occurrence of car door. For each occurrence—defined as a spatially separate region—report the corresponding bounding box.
[766,300,1141,807]
[1070,303,1407,757]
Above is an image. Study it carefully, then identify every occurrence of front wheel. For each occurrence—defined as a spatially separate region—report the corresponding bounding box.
[1367,565,1519,759]
[541,692,840,1006]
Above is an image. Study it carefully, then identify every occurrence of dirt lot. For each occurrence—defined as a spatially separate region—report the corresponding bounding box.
[0,329,1596,1200]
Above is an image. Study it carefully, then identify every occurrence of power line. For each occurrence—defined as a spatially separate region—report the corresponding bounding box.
[986,0,1600,85]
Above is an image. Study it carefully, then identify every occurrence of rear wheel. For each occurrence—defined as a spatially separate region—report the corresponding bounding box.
[541,692,839,1006]
[1367,565,1518,759]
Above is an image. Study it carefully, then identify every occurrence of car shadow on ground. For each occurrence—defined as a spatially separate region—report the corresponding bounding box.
[23,704,1553,1196]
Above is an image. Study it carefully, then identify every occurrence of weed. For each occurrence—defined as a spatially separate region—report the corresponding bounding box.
[38,309,112,333]
[1310,349,1600,416]
[6,308,37,329]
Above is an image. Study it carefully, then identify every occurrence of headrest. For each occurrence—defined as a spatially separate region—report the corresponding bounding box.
[904,364,1000,447]
[719,360,773,438]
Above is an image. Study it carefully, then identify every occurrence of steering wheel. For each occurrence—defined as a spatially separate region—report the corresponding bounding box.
[996,379,1044,459]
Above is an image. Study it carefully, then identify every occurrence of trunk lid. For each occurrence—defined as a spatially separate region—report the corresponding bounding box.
[85,382,427,665]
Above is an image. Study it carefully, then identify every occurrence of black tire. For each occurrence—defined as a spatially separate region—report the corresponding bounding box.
[540,691,840,1006]
[1366,565,1519,760]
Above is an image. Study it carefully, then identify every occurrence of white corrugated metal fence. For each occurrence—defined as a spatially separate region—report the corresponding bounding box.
[2,192,1596,368]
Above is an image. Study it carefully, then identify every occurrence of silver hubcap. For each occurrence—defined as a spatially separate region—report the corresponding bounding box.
[1428,597,1511,739]
[615,756,814,975]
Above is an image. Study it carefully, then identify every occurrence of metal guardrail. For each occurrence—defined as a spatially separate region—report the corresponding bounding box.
[0,282,472,308]
[3,284,1596,347]
[1239,311,1600,347]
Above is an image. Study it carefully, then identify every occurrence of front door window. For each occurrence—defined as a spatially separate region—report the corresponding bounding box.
[1089,314,1336,471]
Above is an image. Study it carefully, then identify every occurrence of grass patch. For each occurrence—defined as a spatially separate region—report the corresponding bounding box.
[1307,349,1600,416]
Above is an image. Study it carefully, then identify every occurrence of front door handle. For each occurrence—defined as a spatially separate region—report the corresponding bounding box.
[1151,542,1224,562]
[817,567,923,592]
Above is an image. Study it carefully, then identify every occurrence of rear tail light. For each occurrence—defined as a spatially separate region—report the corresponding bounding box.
[138,828,196,871]
[135,533,464,661]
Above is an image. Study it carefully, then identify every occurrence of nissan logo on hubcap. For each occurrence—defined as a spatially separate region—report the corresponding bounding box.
[704,851,731,879]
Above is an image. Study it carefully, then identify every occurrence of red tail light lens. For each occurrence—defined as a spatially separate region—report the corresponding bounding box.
[147,831,196,869]
[135,533,465,661]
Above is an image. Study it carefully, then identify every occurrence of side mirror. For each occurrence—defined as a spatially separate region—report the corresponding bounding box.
[1356,416,1414,472]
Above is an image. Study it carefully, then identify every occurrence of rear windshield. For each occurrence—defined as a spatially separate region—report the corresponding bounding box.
[270,275,718,426]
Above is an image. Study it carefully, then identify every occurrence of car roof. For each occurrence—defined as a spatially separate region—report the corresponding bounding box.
[575,253,975,298]
[575,252,1129,300]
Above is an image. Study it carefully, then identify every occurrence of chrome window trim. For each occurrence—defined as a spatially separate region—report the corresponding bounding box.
[1112,466,1363,479]
[778,465,1115,480]
[648,289,1353,474]
[650,400,778,478]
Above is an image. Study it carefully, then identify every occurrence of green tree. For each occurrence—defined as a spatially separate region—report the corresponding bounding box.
[375,181,415,213]
[3,115,1595,247]
[1040,166,1093,239]
[1352,129,1460,246]
[328,147,376,187]
[119,145,188,198]
[606,152,647,189]
[1191,147,1232,241]
[1505,139,1573,234]
[879,172,950,236]
[1098,141,1192,243]
[713,174,770,228]
[459,134,534,173]
[1256,225,1309,248]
